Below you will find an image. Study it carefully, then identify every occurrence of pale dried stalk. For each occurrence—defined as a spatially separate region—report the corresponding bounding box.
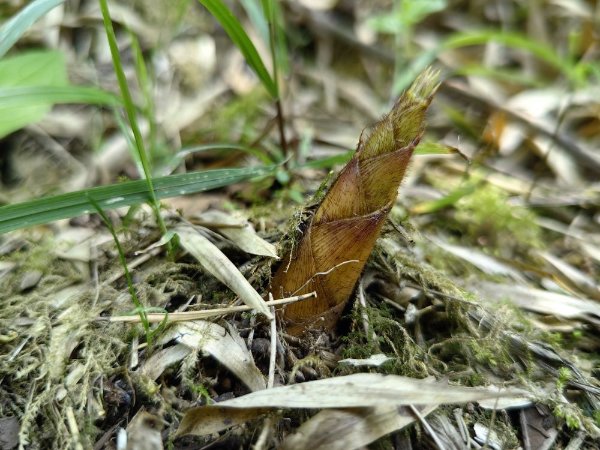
[272,68,440,334]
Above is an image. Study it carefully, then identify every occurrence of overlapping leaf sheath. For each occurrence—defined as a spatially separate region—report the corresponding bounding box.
[272,69,440,334]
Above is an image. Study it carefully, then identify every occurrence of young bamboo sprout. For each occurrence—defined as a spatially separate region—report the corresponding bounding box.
[272,68,440,335]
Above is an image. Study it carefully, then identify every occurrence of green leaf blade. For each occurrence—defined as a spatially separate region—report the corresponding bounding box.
[0,50,69,137]
[0,165,277,235]
[0,0,65,58]
[198,0,277,98]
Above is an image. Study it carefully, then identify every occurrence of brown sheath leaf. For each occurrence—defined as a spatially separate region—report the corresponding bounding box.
[272,68,440,335]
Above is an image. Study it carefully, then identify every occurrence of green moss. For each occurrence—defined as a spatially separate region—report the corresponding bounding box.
[342,305,432,379]
[201,88,267,143]
[554,403,583,430]
[556,366,572,391]
[454,184,543,255]
[189,382,212,404]
[593,409,600,427]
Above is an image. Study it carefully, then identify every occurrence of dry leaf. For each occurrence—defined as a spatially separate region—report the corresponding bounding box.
[198,210,278,258]
[431,237,527,282]
[211,373,525,409]
[177,225,273,319]
[338,353,393,367]
[176,406,270,437]
[281,405,437,450]
[473,281,600,326]
[139,344,191,381]
[159,321,266,392]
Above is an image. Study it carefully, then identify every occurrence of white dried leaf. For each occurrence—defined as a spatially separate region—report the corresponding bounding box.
[338,353,393,367]
[507,88,563,118]
[497,122,525,156]
[160,321,266,392]
[214,373,526,409]
[139,344,191,381]
[298,0,338,10]
[176,406,270,437]
[431,238,526,282]
[199,210,278,258]
[176,226,272,319]
[473,281,600,322]
[549,0,591,16]
[123,410,164,450]
[539,251,600,299]
[281,405,437,450]
[478,396,533,410]
[532,135,583,187]
[474,423,502,450]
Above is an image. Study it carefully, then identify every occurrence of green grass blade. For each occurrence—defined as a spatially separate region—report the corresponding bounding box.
[99,0,168,242]
[0,50,65,86]
[128,29,157,157]
[443,30,579,83]
[0,51,120,138]
[175,143,273,164]
[0,0,65,58]
[240,0,268,44]
[294,151,354,170]
[0,85,120,138]
[393,29,584,94]
[0,50,64,137]
[0,165,277,234]
[198,0,277,98]
[0,85,121,107]
[88,196,152,343]
[411,182,479,215]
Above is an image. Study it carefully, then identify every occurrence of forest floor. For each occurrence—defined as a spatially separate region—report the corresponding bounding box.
[1,1,600,449]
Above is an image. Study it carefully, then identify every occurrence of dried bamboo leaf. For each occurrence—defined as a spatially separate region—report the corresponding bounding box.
[538,250,600,299]
[272,68,440,333]
[210,373,525,409]
[175,375,524,440]
[280,405,438,450]
[160,321,266,392]
[431,237,527,282]
[177,225,273,319]
[473,281,600,325]
[139,344,191,381]
[198,210,278,258]
[338,353,393,367]
[175,406,270,437]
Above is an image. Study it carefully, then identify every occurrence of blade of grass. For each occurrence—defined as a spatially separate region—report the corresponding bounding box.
[240,0,268,44]
[410,182,479,215]
[443,30,579,81]
[174,143,273,165]
[0,85,121,138]
[98,0,168,243]
[0,165,277,234]
[198,0,277,98]
[393,29,587,93]
[0,0,65,58]
[128,28,158,161]
[293,150,354,170]
[88,196,152,346]
[0,50,66,86]
[0,85,121,107]
[0,50,64,137]
[260,0,288,159]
